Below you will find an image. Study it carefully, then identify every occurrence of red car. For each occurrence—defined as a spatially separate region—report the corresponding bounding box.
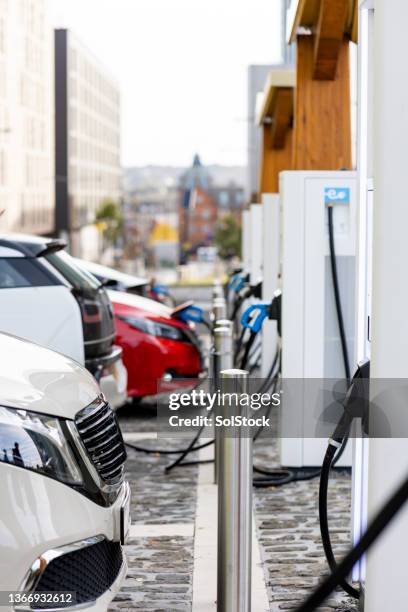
[108,291,203,398]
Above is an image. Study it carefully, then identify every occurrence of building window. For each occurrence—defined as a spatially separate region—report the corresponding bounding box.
[218,190,229,206]
[235,191,244,205]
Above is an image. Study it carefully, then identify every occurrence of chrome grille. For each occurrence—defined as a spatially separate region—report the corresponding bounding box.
[75,399,127,485]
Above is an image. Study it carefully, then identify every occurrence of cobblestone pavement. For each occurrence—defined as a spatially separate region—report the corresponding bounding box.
[110,534,194,611]
[109,406,197,611]
[253,436,359,612]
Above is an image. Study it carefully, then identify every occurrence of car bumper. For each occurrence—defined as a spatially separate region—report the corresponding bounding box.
[0,464,130,611]
[86,345,128,409]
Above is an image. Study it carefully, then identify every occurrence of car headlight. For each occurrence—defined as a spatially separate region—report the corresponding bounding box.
[118,315,186,341]
[0,406,83,485]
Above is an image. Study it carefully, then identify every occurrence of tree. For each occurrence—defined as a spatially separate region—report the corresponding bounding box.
[95,199,123,245]
[214,214,241,260]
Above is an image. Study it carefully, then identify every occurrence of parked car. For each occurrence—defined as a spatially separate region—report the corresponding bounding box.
[76,259,175,307]
[0,332,130,610]
[0,235,127,408]
[109,291,203,398]
[76,258,148,296]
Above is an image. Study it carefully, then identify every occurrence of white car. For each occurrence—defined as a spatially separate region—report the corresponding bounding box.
[0,235,127,409]
[0,332,130,610]
[77,258,148,295]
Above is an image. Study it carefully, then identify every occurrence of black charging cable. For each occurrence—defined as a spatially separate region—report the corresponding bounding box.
[309,204,362,598]
[239,330,257,369]
[297,466,408,611]
[230,280,263,322]
[328,204,351,383]
[318,360,370,600]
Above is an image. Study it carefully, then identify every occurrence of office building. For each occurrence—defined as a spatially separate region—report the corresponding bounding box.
[55,29,121,259]
[0,0,54,234]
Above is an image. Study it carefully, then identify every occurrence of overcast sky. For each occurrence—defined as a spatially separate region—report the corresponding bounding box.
[49,0,283,168]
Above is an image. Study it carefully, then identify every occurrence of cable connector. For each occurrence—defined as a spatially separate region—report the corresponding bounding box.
[176,304,206,324]
[229,272,249,293]
[240,303,269,333]
[328,438,342,449]
[268,290,282,336]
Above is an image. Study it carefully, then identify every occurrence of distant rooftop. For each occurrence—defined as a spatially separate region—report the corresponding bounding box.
[178,154,212,190]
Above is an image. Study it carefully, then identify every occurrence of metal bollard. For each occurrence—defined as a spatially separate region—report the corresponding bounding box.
[217,369,252,612]
[212,326,233,484]
[213,297,227,324]
[215,319,233,330]
[212,279,224,299]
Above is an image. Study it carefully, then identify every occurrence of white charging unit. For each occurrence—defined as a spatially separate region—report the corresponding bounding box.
[261,193,280,378]
[241,209,251,275]
[249,203,263,286]
[279,170,357,467]
[351,0,374,586]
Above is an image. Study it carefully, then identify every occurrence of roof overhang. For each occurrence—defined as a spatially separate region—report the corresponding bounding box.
[287,0,358,44]
[256,69,296,126]
[256,69,295,149]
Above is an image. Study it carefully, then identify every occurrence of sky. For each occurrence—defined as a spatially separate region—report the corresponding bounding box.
[49,0,283,168]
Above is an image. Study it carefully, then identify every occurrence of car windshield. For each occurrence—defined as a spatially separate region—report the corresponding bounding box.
[45,251,102,291]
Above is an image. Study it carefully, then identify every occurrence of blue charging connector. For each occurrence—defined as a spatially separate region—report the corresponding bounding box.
[151,284,170,296]
[176,304,205,324]
[228,272,246,293]
[240,303,269,333]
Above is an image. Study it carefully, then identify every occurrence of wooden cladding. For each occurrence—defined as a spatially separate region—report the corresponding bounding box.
[292,35,351,170]
[270,88,294,149]
[259,125,293,194]
[313,0,350,80]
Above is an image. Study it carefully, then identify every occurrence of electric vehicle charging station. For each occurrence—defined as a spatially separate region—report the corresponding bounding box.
[249,203,263,287]
[261,193,280,378]
[241,209,251,276]
[361,1,408,609]
[351,0,374,588]
[279,170,357,468]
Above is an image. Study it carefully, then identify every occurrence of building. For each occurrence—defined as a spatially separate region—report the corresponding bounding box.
[246,65,274,201]
[0,0,54,234]
[54,29,121,260]
[178,155,245,260]
[123,174,180,269]
[246,7,295,201]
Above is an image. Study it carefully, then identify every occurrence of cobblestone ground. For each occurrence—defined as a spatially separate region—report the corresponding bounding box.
[109,405,198,611]
[110,535,194,611]
[253,436,359,612]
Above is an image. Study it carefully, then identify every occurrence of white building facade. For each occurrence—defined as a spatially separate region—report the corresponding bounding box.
[0,0,54,234]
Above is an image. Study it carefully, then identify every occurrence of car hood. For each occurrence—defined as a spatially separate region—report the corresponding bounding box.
[108,290,172,319]
[77,258,148,287]
[0,333,100,420]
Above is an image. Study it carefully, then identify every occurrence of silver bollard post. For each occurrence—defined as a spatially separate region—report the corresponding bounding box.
[212,279,224,299]
[217,368,252,612]
[215,319,233,331]
[212,326,233,484]
[213,297,227,325]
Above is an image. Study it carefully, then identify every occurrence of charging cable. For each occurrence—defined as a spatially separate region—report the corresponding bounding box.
[318,360,370,600]
[297,461,408,611]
